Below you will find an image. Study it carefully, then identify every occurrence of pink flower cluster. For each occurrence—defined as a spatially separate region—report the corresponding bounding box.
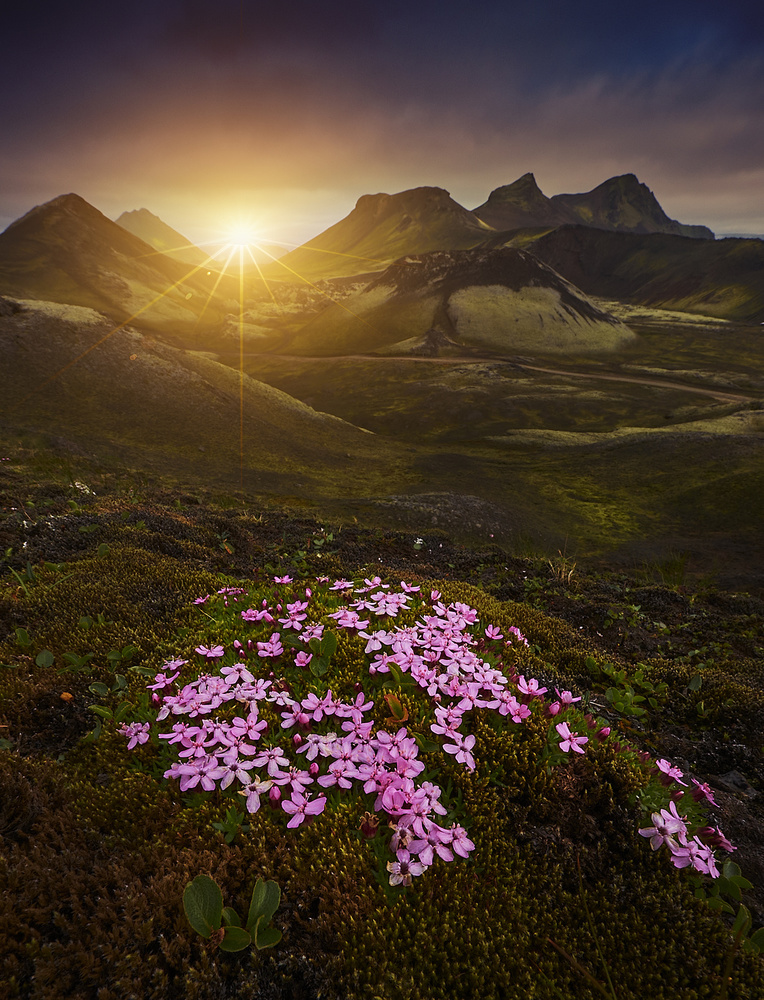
[638,758,732,877]
[131,579,542,884]
[122,575,731,887]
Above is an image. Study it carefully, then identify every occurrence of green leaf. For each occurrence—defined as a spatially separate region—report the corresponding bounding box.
[723,861,742,880]
[222,906,242,927]
[688,675,703,692]
[731,875,754,891]
[35,650,55,668]
[749,927,764,949]
[14,628,32,649]
[182,875,223,939]
[319,630,337,658]
[88,705,113,719]
[89,682,110,697]
[114,701,132,723]
[310,656,329,677]
[219,926,251,952]
[254,924,282,950]
[247,878,281,931]
[97,543,110,558]
[308,637,321,655]
[732,904,752,936]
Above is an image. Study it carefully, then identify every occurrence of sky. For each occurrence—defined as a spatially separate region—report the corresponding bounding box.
[3,0,764,246]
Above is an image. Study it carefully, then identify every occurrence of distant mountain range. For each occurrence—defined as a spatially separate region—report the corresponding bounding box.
[472,173,713,240]
[271,173,714,281]
[1,174,762,339]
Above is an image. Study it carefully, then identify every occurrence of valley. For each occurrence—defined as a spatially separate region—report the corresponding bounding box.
[1,177,763,590]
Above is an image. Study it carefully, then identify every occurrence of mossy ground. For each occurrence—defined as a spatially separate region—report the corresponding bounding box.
[1,476,762,1000]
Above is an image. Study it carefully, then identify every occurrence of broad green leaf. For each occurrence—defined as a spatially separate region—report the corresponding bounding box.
[97,543,110,558]
[89,682,110,697]
[320,630,337,657]
[247,878,281,930]
[731,875,753,891]
[310,657,329,677]
[35,650,55,668]
[222,906,242,927]
[219,926,251,952]
[688,675,702,692]
[308,637,321,655]
[182,875,223,939]
[254,924,282,950]
[723,861,741,880]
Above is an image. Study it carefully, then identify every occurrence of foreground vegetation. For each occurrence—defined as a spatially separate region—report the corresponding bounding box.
[1,470,763,999]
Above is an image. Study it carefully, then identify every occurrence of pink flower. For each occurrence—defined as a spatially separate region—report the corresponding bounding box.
[119,721,150,749]
[386,850,426,886]
[655,759,688,787]
[442,733,476,771]
[274,575,293,584]
[195,644,225,659]
[690,778,718,806]
[238,775,273,814]
[516,676,547,697]
[555,722,588,754]
[282,791,326,828]
[638,801,687,850]
[555,688,581,706]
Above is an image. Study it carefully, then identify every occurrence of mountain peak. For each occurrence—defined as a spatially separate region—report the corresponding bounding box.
[552,175,713,238]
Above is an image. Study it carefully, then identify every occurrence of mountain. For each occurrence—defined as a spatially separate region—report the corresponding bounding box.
[514,226,764,322]
[0,194,235,336]
[269,187,492,281]
[471,173,581,231]
[116,209,289,270]
[115,208,208,266]
[286,246,635,356]
[474,173,714,239]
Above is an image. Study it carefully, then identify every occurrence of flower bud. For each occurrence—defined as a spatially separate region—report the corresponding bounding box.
[359,811,379,839]
[547,701,561,717]
[292,734,303,747]
[595,726,611,742]
[268,786,281,809]
[309,762,319,777]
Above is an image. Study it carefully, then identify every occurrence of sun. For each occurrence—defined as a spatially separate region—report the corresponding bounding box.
[224,221,261,248]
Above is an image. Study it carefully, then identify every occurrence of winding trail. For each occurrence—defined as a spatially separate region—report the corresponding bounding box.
[245,352,756,405]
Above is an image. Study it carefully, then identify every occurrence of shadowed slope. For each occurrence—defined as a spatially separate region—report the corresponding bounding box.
[518,227,764,322]
[0,297,399,495]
